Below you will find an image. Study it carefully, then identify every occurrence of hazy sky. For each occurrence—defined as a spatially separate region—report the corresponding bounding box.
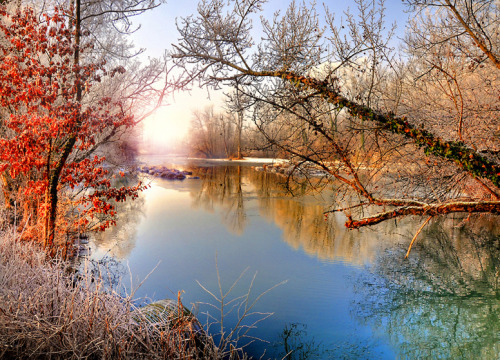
[133,0,409,148]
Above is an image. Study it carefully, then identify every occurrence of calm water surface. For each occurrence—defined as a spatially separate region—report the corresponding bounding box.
[91,157,500,359]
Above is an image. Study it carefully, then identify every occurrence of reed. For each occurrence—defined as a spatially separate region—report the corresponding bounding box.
[0,230,219,359]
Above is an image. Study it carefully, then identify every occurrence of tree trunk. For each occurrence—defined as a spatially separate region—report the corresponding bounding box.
[345,201,500,229]
[45,0,81,247]
[237,111,242,159]
[1,174,13,209]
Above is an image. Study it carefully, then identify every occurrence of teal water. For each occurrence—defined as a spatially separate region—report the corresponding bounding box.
[92,160,500,359]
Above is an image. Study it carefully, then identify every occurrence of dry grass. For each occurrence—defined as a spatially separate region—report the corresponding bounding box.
[0,230,219,359]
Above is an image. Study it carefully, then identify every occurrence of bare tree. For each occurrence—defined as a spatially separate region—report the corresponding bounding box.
[405,0,500,69]
[189,106,237,158]
[224,79,252,159]
[169,0,500,238]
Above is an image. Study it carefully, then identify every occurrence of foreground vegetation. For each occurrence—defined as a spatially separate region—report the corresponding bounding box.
[0,231,232,359]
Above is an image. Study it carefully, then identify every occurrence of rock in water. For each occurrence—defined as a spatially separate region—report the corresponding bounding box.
[138,166,192,180]
[134,299,196,327]
[132,298,213,354]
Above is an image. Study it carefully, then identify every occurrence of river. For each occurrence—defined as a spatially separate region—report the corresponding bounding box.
[90,156,500,359]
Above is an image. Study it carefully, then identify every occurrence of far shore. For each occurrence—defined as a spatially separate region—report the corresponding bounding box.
[136,154,289,167]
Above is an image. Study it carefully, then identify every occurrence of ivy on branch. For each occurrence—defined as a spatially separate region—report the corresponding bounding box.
[242,69,500,189]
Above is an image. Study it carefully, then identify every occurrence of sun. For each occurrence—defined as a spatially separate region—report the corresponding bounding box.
[143,105,190,146]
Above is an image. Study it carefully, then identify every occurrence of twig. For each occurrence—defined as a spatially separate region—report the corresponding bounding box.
[405,216,433,259]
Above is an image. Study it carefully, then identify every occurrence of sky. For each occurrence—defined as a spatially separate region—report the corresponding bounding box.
[132,0,409,149]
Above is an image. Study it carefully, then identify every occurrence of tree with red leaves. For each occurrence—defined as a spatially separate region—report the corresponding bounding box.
[0,5,147,249]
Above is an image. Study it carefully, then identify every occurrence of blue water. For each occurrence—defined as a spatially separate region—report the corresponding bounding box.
[92,161,500,359]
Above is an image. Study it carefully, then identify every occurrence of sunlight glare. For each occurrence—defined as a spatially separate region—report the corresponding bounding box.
[143,105,190,146]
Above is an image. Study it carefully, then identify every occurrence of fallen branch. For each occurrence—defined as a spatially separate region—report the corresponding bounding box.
[345,200,500,229]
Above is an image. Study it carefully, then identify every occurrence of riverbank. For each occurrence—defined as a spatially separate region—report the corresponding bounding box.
[0,231,232,359]
[135,155,288,168]
[134,155,360,180]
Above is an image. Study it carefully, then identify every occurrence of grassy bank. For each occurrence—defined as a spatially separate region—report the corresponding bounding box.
[0,231,225,359]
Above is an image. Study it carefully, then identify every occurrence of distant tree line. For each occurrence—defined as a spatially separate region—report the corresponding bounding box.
[187,105,282,159]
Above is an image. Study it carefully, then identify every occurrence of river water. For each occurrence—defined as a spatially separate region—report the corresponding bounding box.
[91,157,499,359]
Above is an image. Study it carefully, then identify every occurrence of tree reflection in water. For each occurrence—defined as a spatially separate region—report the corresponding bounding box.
[91,164,401,264]
[90,163,499,358]
[189,165,247,235]
[92,172,147,259]
[189,165,404,265]
[273,323,326,360]
[354,218,500,359]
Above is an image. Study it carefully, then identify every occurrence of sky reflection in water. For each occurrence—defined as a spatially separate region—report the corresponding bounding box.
[92,162,499,359]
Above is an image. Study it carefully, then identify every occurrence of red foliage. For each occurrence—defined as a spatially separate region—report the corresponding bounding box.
[0,6,146,245]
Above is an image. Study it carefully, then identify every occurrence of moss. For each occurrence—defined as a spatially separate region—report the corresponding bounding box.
[271,69,499,187]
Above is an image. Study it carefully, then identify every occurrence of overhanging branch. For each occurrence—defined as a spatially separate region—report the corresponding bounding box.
[345,200,500,229]
[237,69,500,189]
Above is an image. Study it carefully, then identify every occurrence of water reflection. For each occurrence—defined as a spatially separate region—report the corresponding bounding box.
[190,166,246,235]
[190,165,402,265]
[89,161,499,359]
[92,173,146,259]
[354,218,500,359]
[273,323,327,360]
[96,163,405,265]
